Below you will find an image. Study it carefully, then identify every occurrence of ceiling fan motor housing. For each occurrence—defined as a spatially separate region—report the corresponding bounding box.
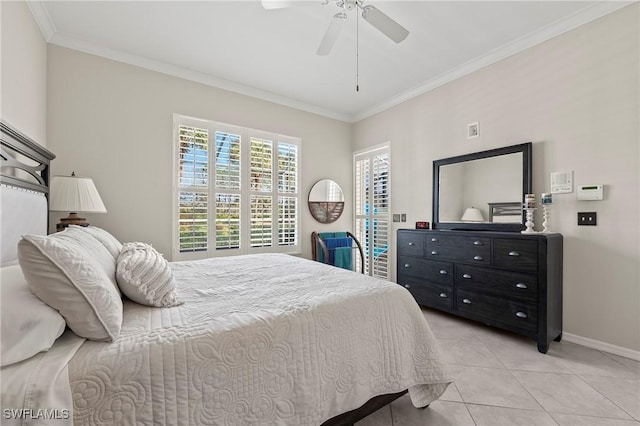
[337,0,358,11]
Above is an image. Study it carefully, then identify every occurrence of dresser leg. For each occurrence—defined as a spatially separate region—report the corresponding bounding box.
[554,332,563,342]
[537,341,549,354]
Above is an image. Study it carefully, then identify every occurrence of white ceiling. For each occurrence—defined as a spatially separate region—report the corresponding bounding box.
[30,1,629,122]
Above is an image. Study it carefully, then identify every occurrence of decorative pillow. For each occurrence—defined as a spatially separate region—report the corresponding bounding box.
[18,227,123,342]
[116,242,182,307]
[0,265,67,366]
[71,225,122,261]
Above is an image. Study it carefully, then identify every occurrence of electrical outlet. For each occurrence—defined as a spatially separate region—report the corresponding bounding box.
[401,213,407,222]
[577,212,597,226]
[393,214,401,223]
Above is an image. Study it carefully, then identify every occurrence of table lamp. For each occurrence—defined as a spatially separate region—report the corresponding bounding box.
[50,172,107,232]
[461,207,484,222]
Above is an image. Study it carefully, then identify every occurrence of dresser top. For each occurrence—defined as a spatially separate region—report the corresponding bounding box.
[398,229,562,240]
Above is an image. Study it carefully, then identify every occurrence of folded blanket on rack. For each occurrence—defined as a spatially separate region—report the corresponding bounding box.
[319,237,353,271]
[318,232,348,239]
[334,246,353,271]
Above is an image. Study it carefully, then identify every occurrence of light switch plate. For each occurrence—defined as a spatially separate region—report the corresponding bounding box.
[578,212,597,226]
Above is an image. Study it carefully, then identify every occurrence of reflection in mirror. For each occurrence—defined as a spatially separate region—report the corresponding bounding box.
[309,179,344,223]
[439,152,522,224]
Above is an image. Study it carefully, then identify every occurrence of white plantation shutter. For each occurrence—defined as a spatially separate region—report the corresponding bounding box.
[278,197,297,246]
[354,145,390,279]
[214,130,242,250]
[249,136,273,248]
[371,152,390,279]
[173,116,300,259]
[277,142,298,247]
[178,125,209,252]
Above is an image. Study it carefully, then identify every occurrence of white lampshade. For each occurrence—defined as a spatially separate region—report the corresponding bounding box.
[50,173,107,213]
[461,207,484,222]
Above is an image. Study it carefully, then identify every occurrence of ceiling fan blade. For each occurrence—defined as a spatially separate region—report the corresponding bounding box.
[361,5,409,43]
[260,0,295,10]
[316,12,347,56]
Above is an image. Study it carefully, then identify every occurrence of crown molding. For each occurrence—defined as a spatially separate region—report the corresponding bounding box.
[352,1,634,123]
[48,32,352,123]
[25,1,56,42]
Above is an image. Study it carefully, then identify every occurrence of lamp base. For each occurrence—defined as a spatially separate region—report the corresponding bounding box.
[56,212,90,232]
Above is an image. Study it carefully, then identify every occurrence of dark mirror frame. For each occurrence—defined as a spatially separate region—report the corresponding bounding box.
[432,142,532,232]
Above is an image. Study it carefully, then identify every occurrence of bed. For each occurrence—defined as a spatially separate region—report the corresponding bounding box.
[0,120,451,425]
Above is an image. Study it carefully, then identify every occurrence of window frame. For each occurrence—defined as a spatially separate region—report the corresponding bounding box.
[173,115,301,260]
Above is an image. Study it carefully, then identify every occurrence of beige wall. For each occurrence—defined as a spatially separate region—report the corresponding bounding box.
[46,45,352,260]
[1,1,47,144]
[353,4,639,352]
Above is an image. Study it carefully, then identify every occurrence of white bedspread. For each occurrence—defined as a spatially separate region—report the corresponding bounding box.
[68,253,451,425]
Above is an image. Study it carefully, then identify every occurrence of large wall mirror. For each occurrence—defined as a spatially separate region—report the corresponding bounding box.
[433,142,532,232]
[309,179,344,224]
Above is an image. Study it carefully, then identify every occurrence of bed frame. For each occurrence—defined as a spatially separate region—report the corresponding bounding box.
[0,120,55,194]
[1,120,407,425]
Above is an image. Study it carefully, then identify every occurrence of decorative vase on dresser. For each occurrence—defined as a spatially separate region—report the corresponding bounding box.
[397,229,563,353]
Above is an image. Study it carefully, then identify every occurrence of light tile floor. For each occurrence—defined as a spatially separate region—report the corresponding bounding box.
[356,307,640,426]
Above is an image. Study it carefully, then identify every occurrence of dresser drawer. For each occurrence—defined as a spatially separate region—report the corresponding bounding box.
[493,239,538,272]
[426,234,491,264]
[397,231,425,257]
[397,279,453,310]
[398,256,453,285]
[456,289,537,332]
[455,264,537,302]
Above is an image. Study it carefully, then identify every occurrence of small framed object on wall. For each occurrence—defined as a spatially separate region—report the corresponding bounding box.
[415,221,429,229]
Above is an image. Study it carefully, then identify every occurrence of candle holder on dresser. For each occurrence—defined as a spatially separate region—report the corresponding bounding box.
[540,193,553,233]
[541,204,551,233]
[521,208,537,234]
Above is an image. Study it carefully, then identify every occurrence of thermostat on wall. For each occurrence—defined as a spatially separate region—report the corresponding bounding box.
[577,184,604,201]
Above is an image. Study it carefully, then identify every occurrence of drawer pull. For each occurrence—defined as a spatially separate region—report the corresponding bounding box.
[473,255,483,261]
[408,242,415,246]
[431,251,439,255]
[404,284,411,289]
[431,238,438,242]
[473,241,484,246]
[439,293,448,298]
[404,264,411,268]
[462,273,472,279]
[439,269,448,275]
[515,283,528,289]
[462,298,472,304]
[515,311,528,319]
[508,251,520,257]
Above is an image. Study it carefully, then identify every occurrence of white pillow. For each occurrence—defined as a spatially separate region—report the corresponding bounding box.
[18,227,123,342]
[0,265,67,366]
[116,242,182,307]
[70,225,122,261]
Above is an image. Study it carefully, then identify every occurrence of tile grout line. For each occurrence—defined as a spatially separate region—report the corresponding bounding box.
[572,373,640,421]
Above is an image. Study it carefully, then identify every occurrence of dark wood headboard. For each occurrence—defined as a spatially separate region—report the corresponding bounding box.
[0,120,56,195]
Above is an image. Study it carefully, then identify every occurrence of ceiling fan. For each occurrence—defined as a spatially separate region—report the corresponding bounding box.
[261,0,410,56]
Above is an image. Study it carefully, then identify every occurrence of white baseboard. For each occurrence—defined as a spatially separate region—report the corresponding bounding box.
[563,332,640,362]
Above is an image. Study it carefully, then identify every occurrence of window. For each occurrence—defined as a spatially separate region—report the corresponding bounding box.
[174,115,300,260]
[354,144,390,279]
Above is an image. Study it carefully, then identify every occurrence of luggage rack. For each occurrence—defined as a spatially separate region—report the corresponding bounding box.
[311,231,365,274]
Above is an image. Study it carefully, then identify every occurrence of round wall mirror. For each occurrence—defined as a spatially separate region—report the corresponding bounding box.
[308,179,344,224]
